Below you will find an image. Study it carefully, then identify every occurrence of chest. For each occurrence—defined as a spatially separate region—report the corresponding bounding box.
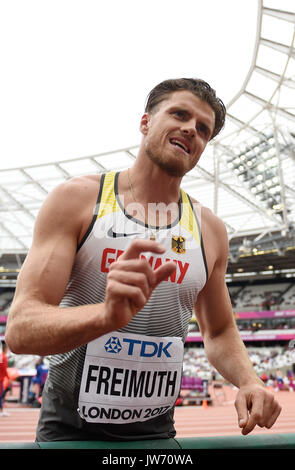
[84,210,205,288]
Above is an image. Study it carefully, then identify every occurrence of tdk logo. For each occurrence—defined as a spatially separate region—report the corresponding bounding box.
[104,336,172,357]
[124,338,172,358]
[104,337,172,358]
[104,336,122,354]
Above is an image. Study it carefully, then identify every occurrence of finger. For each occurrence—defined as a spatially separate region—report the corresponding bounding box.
[256,393,280,429]
[121,239,166,261]
[106,279,147,310]
[108,270,150,299]
[154,261,177,285]
[234,394,249,431]
[265,403,282,429]
[109,258,156,287]
[242,396,264,435]
[257,394,274,428]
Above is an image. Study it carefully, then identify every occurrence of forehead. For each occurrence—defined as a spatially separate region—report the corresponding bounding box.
[159,90,215,124]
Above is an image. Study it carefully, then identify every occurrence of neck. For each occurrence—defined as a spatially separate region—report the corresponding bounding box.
[127,154,182,206]
[117,157,183,227]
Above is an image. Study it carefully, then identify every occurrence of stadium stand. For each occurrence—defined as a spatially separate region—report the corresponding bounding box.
[229,281,295,311]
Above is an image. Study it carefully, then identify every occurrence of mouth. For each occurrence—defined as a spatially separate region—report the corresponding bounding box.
[169,138,191,155]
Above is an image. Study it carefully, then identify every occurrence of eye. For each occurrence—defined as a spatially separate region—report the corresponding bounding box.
[173,110,187,120]
[197,123,210,139]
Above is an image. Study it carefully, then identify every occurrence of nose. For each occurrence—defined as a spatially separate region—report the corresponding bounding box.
[180,120,196,138]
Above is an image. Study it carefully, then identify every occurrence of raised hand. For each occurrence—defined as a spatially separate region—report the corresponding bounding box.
[103,239,177,331]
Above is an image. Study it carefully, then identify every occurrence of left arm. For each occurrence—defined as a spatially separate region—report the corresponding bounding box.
[195,212,282,435]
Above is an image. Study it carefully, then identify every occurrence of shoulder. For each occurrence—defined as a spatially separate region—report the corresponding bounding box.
[202,206,227,240]
[51,174,102,203]
[189,195,228,243]
[41,174,102,217]
[189,195,229,277]
[34,174,103,239]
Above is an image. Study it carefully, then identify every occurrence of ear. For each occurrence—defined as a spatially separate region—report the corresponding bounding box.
[139,113,150,135]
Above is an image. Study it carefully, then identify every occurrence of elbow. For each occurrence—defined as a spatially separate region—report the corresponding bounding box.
[5,331,28,355]
[5,331,18,355]
[5,309,26,354]
[5,322,21,354]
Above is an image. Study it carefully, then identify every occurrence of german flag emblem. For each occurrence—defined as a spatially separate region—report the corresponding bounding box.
[172,236,185,254]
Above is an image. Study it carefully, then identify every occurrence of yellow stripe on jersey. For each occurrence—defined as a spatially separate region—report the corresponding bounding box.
[179,189,201,245]
[96,172,201,246]
[97,171,120,219]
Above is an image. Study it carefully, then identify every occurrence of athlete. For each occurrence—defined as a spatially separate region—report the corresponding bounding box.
[6,78,281,440]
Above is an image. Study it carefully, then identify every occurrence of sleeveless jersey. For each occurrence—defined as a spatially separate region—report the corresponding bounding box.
[36,171,208,441]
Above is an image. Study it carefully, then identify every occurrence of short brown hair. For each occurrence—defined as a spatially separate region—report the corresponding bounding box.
[145,78,226,140]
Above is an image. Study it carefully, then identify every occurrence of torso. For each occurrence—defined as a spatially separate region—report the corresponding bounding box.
[76,173,218,281]
[37,170,213,441]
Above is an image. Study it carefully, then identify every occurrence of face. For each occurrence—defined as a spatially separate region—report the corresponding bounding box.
[140,90,215,177]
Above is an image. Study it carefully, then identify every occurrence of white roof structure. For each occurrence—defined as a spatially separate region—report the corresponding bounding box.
[0,0,295,280]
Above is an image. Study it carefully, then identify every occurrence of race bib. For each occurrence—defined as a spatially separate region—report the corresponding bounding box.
[78,331,184,424]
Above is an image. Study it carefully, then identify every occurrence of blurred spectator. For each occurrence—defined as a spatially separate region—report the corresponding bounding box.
[28,357,48,404]
[183,345,295,391]
[0,342,9,417]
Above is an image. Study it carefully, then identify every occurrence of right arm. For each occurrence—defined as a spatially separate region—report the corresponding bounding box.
[5,177,176,356]
[6,177,105,355]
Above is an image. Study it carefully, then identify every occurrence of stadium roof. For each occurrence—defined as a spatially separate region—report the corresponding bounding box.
[0,0,295,282]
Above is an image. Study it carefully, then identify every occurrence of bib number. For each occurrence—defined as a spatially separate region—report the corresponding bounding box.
[78,332,183,424]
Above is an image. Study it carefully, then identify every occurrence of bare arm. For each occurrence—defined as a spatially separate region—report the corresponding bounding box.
[195,218,259,389]
[5,177,105,355]
[6,177,176,356]
[195,210,281,434]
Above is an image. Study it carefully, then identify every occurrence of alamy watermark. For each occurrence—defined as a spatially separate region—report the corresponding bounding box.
[92,198,203,250]
[288,339,295,349]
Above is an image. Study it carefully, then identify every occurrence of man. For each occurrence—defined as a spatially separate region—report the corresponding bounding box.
[6,78,281,441]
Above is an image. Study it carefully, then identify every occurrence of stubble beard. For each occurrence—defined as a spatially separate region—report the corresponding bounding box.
[145,143,187,178]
